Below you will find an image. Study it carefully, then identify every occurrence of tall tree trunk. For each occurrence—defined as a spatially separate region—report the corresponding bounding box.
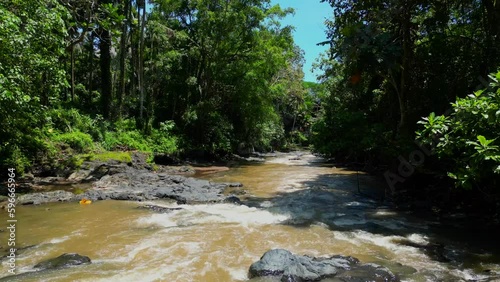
[100,27,112,119]
[88,32,94,107]
[483,0,500,73]
[398,0,413,136]
[139,4,146,124]
[146,32,155,134]
[129,3,136,109]
[71,45,75,102]
[63,54,68,102]
[40,73,48,106]
[117,0,130,119]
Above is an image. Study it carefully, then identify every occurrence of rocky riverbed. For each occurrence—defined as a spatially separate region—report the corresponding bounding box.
[0,153,248,205]
[14,164,241,205]
[1,151,499,281]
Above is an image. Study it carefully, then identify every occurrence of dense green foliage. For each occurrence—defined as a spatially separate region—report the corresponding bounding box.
[0,0,314,173]
[417,72,500,191]
[1,0,69,172]
[146,0,301,153]
[313,0,500,164]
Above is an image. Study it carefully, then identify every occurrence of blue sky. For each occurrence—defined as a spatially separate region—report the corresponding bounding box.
[270,0,332,82]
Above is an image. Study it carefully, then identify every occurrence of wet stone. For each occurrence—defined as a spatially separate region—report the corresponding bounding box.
[34,253,91,270]
[137,205,182,213]
[249,249,399,282]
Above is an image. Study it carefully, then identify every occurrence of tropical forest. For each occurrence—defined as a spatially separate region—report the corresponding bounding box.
[0,0,500,281]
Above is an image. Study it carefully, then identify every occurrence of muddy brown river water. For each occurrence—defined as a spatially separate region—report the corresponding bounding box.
[1,152,499,281]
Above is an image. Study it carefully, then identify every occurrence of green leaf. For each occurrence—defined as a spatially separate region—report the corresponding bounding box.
[447,172,457,179]
[474,89,484,97]
[477,135,494,147]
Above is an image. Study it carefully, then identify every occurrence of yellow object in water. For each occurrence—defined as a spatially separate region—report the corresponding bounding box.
[79,199,92,205]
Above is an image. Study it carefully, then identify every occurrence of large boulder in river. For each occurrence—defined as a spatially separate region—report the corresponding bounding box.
[34,253,91,270]
[249,249,357,281]
[249,249,399,282]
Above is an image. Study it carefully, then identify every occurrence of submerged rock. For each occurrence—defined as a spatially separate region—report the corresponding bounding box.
[224,182,244,187]
[334,263,399,282]
[224,196,242,205]
[34,253,91,270]
[137,205,182,213]
[249,249,399,282]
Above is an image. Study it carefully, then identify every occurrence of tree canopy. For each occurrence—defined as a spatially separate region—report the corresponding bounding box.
[0,0,314,172]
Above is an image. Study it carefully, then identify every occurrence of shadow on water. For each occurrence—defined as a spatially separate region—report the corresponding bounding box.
[239,168,500,276]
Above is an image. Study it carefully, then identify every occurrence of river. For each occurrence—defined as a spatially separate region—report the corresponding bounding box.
[1,152,499,281]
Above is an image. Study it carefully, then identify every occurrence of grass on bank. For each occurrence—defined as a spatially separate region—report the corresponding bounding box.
[91,151,133,163]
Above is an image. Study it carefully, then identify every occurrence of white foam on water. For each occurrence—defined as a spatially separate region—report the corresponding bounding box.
[228,267,249,281]
[374,210,398,216]
[136,203,289,228]
[97,236,167,264]
[406,233,429,245]
[48,235,70,244]
[332,230,484,281]
[87,240,205,282]
[88,257,200,282]
[137,213,179,228]
[260,201,273,208]
[450,268,492,281]
[0,264,33,278]
[333,230,428,260]
[345,201,372,207]
[480,262,500,275]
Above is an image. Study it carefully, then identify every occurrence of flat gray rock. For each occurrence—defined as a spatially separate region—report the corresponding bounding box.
[18,191,75,205]
[17,167,239,205]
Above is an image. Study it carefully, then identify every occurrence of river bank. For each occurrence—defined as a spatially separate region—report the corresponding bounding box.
[0,152,249,206]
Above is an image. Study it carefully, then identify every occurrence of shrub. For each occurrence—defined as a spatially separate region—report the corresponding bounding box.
[416,71,500,189]
[46,108,104,141]
[149,130,178,154]
[1,146,31,175]
[102,119,177,155]
[52,131,94,153]
[103,130,152,152]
